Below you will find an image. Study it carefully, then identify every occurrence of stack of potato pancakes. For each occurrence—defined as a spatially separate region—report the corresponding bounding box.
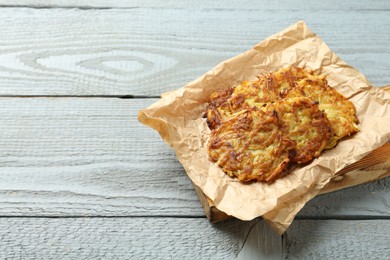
[206,67,359,182]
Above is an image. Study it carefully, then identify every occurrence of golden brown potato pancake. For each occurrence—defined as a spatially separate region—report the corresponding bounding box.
[206,67,358,182]
[270,97,333,163]
[287,77,359,148]
[206,67,313,129]
[208,108,293,182]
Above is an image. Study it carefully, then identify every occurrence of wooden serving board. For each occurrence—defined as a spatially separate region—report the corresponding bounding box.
[194,85,390,223]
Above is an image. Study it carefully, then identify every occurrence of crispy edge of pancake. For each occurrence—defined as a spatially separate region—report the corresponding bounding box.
[206,87,234,130]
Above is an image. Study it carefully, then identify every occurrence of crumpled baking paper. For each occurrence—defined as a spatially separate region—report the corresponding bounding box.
[138,20,390,233]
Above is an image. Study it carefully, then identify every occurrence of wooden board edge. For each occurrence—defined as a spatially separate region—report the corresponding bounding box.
[193,142,390,223]
[192,183,232,222]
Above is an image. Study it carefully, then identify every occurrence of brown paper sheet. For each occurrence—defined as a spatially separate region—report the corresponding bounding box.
[138,21,390,233]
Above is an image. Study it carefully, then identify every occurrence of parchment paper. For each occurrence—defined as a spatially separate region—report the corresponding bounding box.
[138,21,390,233]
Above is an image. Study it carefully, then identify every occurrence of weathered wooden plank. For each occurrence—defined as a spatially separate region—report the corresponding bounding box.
[0,217,388,259]
[0,97,388,218]
[301,174,390,218]
[0,97,202,216]
[0,217,281,259]
[284,220,390,259]
[1,0,389,10]
[0,8,388,95]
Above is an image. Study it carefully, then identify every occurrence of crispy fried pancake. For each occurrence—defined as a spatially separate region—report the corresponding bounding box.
[206,67,313,129]
[206,87,234,130]
[270,97,333,163]
[206,80,277,130]
[288,77,359,148]
[206,67,358,182]
[208,108,293,182]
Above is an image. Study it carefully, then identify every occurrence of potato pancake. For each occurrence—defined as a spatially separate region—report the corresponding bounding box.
[206,67,316,129]
[208,108,293,182]
[270,97,333,163]
[288,77,359,148]
[206,66,358,182]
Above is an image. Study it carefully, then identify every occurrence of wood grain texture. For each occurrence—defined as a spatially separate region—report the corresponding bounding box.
[0,2,387,259]
[1,0,389,10]
[0,217,388,259]
[0,6,388,95]
[0,97,388,218]
[284,220,390,259]
[0,97,203,216]
[0,217,263,259]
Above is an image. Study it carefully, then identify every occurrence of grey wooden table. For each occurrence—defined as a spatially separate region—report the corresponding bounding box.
[0,1,389,259]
